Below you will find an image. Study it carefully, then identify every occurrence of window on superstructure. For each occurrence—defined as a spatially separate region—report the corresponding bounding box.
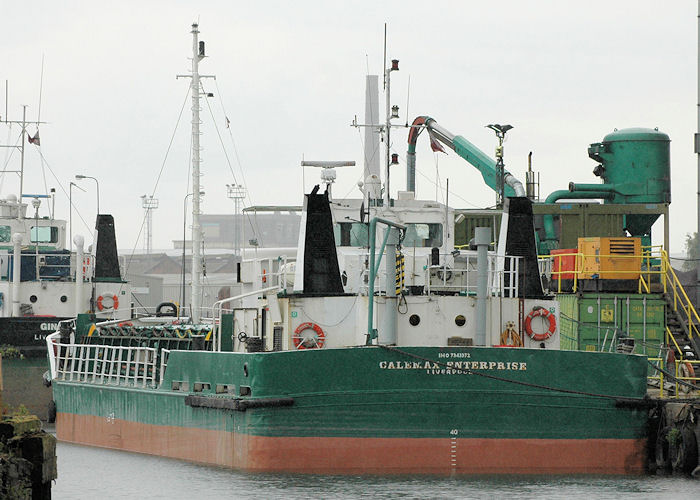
[30,226,58,243]
[0,226,11,242]
[402,223,443,248]
[334,222,369,247]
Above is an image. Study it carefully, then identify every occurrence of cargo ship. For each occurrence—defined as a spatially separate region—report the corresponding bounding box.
[46,24,698,475]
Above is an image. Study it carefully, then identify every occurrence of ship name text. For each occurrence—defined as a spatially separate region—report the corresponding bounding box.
[378,360,527,374]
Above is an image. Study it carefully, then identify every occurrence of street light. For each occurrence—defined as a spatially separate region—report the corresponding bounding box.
[226,183,246,256]
[69,181,86,253]
[75,175,100,217]
[182,191,205,314]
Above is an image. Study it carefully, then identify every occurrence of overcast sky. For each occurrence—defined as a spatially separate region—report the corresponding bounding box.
[2,1,697,253]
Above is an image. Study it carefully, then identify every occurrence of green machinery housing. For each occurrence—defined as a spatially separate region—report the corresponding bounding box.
[409,122,671,253]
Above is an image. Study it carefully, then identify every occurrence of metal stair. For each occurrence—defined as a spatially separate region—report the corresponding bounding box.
[663,295,700,361]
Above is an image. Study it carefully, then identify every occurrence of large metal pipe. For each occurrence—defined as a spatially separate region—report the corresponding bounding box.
[505,173,526,198]
[366,217,406,345]
[382,228,399,345]
[475,227,490,346]
[542,190,616,246]
[568,182,619,194]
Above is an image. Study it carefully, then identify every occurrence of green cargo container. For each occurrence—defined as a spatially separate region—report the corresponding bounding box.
[557,294,580,351]
[575,293,665,357]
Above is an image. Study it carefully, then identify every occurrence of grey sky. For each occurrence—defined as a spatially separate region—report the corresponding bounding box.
[2,1,696,252]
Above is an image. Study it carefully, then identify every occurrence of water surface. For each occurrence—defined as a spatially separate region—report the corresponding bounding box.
[53,441,698,499]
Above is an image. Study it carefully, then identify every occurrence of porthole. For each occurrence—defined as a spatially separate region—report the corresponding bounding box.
[409,314,420,326]
[29,295,38,303]
[60,295,68,303]
[455,315,466,327]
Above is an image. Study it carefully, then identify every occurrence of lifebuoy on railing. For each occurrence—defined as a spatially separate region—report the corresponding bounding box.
[524,307,556,341]
[97,294,119,311]
[293,322,325,349]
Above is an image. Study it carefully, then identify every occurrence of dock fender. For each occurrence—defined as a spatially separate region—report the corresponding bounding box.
[42,370,52,388]
[47,400,56,424]
[670,425,698,474]
[655,426,672,471]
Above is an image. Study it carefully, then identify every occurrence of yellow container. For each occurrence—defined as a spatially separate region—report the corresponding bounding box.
[577,237,641,280]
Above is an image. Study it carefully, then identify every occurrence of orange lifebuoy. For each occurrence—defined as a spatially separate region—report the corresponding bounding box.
[524,307,556,341]
[97,294,119,311]
[262,269,267,283]
[293,322,325,349]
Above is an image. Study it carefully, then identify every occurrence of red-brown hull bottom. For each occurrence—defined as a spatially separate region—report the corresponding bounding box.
[57,413,647,475]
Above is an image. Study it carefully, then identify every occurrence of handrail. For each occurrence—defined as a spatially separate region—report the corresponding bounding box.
[46,332,157,388]
[212,285,281,352]
[647,356,665,398]
[666,326,684,360]
[673,359,699,397]
[661,250,699,344]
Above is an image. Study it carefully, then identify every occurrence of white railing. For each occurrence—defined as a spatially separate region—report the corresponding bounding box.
[47,332,157,388]
[159,348,171,385]
[424,254,521,297]
[212,285,281,352]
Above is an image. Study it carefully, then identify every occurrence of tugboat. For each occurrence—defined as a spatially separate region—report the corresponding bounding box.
[1,101,130,419]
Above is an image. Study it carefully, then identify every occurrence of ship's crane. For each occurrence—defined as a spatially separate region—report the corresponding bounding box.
[406,116,525,200]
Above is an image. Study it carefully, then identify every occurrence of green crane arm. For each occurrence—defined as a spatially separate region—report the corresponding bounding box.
[407,116,520,197]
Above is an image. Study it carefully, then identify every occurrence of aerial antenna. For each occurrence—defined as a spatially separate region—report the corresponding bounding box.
[383,24,387,90]
[37,55,44,124]
[404,75,411,127]
[486,123,514,208]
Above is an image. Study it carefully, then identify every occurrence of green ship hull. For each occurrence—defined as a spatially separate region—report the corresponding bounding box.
[53,346,650,474]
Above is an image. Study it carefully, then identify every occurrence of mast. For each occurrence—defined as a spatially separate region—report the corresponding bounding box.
[19,105,27,214]
[177,23,215,321]
[191,23,203,322]
[383,59,399,205]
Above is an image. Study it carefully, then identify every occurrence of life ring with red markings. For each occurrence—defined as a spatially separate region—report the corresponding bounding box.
[524,307,556,341]
[293,322,325,349]
[97,294,119,311]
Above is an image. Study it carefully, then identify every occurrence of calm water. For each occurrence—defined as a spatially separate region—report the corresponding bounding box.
[51,441,699,499]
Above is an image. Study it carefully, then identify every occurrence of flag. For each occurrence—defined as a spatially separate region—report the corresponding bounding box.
[428,130,445,153]
[225,117,230,128]
[28,130,41,146]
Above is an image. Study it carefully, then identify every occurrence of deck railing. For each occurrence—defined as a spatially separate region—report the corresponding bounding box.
[47,332,157,388]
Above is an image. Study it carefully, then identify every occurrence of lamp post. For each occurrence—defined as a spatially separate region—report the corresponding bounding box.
[182,191,204,315]
[69,181,85,253]
[226,183,246,256]
[75,174,100,218]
